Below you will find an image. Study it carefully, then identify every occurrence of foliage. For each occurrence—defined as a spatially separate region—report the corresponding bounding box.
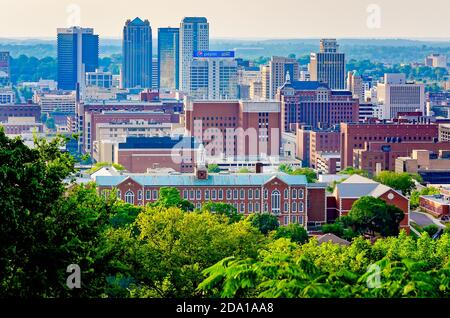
[347,197,405,237]
[272,224,308,244]
[321,221,357,241]
[207,164,221,173]
[237,168,251,173]
[200,202,243,223]
[339,167,369,177]
[423,225,440,237]
[86,162,125,174]
[149,187,194,212]
[248,213,280,235]
[198,232,450,298]
[410,187,440,209]
[279,164,317,183]
[374,171,415,195]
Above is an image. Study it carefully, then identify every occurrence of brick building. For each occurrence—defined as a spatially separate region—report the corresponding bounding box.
[96,169,327,228]
[328,174,410,232]
[184,99,282,158]
[0,103,41,122]
[277,80,359,132]
[340,122,441,172]
[419,193,450,218]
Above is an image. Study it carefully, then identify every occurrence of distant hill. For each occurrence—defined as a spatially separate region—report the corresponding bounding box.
[1,38,449,63]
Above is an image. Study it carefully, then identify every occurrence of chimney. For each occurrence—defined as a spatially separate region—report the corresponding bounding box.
[256,162,263,174]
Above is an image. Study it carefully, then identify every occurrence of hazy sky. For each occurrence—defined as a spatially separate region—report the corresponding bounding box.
[1,0,449,39]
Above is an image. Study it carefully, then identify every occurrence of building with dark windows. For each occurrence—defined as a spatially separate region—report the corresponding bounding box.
[158,27,179,91]
[0,51,10,86]
[277,79,359,132]
[96,169,327,228]
[310,39,346,90]
[57,27,99,91]
[122,18,152,89]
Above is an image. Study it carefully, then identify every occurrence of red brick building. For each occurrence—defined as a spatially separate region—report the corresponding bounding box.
[296,126,340,168]
[96,169,327,228]
[419,190,450,218]
[340,122,440,171]
[184,99,282,158]
[328,174,410,232]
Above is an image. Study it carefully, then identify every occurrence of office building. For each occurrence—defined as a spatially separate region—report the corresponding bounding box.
[86,69,113,88]
[266,56,300,99]
[347,71,364,102]
[179,17,209,92]
[0,88,15,104]
[0,51,10,86]
[425,54,447,68]
[57,27,99,91]
[122,18,152,89]
[0,103,41,122]
[377,73,425,119]
[310,39,346,90]
[35,91,76,114]
[189,51,238,100]
[152,57,158,89]
[158,27,179,91]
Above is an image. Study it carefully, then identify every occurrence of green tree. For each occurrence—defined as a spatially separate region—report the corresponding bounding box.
[423,224,439,237]
[347,196,405,237]
[272,223,308,244]
[248,213,280,235]
[200,202,242,223]
[150,187,194,212]
[374,171,415,195]
[279,165,317,183]
[207,164,220,173]
[339,167,369,177]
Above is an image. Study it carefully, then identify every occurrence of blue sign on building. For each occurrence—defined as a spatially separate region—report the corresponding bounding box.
[193,51,235,58]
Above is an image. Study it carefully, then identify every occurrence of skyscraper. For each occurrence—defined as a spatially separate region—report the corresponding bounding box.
[158,27,179,91]
[179,17,209,93]
[267,56,300,99]
[57,27,99,91]
[0,51,10,86]
[310,39,345,90]
[122,18,152,89]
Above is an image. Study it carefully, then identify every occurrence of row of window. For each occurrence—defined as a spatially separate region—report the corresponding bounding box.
[182,188,304,201]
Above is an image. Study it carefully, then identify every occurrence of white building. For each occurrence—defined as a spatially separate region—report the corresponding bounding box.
[267,56,300,99]
[179,17,209,93]
[425,54,447,68]
[377,73,425,119]
[0,88,15,104]
[86,69,112,88]
[35,91,77,114]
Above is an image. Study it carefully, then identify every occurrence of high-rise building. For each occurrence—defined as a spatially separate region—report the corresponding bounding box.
[0,51,10,86]
[158,27,179,91]
[261,65,270,100]
[310,39,345,90]
[267,56,300,99]
[152,57,158,89]
[57,27,99,91]
[377,73,425,119]
[347,71,364,103]
[179,17,209,93]
[189,51,238,100]
[122,18,152,89]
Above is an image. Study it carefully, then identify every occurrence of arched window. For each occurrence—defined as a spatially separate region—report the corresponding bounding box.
[284,202,289,212]
[125,191,135,204]
[284,189,289,198]
[271,190,281,214]
[299,202,304,212]
[292,202,297,212]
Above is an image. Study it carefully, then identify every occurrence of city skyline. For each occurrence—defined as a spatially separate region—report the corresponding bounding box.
[0,0,449,39]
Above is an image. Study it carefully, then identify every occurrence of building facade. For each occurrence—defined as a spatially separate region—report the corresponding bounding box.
[122,18,153,89]
[158,27,180,91]
[267,56,300,99]
[0,51,10,86]
[86,69,113,88]
[57,27,99,91]
[310,39,346,90]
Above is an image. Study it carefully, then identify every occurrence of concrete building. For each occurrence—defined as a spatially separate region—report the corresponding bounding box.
[184,99,282,159]
[266,56,300,99]
[347,71,364,103]
[35,91,77,114]
[377,73,425,119]
[189,51,238,100]
[310,39,346,90]
[328,174,409,232]
[0,88,15,104]
[1,117,44,135]
[122,18,152,89]
[96,170,327,228]
[316,152,341,174]
[277,79,359,131]
[179,17,209,93]
[439,124,450,141]
[261,65,270,100]
[0,51,10,86]
[57,27,99,91]
[425,54,447,68]
[86,69,113,88]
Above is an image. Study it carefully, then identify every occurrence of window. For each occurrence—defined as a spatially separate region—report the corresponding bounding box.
[233,189,238,200]
[205,190,210,200]
[183,190,188,199]
[271,190,281,214]
[248,202,253,212]
[292,189,297,199]
[284,189,289,198]
[190,190,195,200]
[292,216,297,223]
[125,191,134,204]
[292,202,297,212]
[264,189,268,199]
[226,190,232,200]
[284,216,289,225]
[138,190,143,200]
[298,215,304,225]
[255,189,260,199]
[212,190,217,200]
[196,190,201,200]
[284,202,289,212]
[248,189,253,199]
[240,203,245,213]
[255,202,260,212]
[117,190,121,200]
[218,189,223,200]
[240,189,245,200]
[264,203,268,212]
[299,202,304,212]
[146,190,151,200]
[299,189,304,199]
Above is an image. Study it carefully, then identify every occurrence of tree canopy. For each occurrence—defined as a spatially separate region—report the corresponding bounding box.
[374,171,415,195]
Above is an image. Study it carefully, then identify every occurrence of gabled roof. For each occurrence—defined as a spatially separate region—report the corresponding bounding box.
[317,233,350,246]
[96,173,308,187]
[335,174,391,198]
